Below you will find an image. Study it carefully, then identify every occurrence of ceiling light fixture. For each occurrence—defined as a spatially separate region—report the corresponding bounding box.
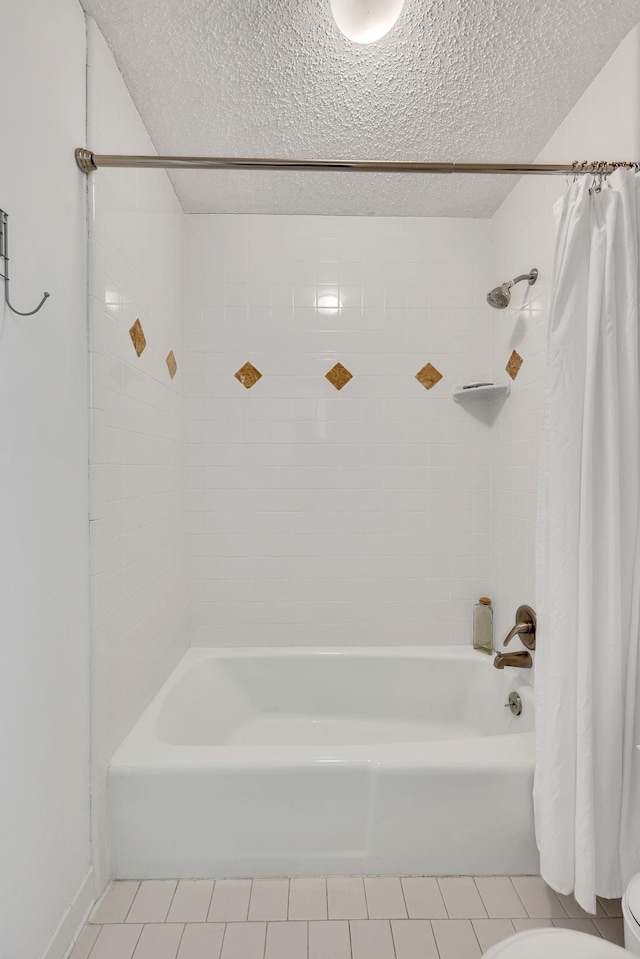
[330,0,405,43]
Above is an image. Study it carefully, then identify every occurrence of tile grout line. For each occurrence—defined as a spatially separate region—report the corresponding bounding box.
[515,876,570,920]
[219,921,228,958]
[398,877,409,921]
[174,918,187,958]
[164,880,180,923]
[206,878,216,923]
[436,879,451,920]
[122,882,139,923]
[473,877,492,920]
[132,923,145,959]
[85,925,100,959]
[260,914,267,959]
[241,879,252,923]
[509,877,533,920]
[388,917,400,959]
[469,916,485,955]
[552,918,603,936]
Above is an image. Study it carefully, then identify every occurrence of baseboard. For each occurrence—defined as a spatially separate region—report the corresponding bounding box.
[39,867,95,959]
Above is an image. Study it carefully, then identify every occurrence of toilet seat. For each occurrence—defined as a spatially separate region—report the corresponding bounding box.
[626,874,640,927]
[482,928,629,959]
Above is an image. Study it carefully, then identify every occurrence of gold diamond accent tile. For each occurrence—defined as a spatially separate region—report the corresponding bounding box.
[129,318,146,357]
[235,361,262,389]
[415,362,443,390]
[325,362,353,391]
[166,350,177,380]
[506,349,524,380]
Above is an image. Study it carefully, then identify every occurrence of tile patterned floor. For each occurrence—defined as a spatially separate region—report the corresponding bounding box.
[71,876,625,959]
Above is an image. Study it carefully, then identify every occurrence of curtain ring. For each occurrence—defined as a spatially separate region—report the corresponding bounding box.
[589,162,604,194]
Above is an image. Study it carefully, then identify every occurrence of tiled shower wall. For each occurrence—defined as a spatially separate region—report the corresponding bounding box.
[87,20,188,891]
[185,215,494,646]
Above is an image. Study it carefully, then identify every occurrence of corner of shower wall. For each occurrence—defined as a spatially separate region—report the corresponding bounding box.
[487,20,640,647]
[86,17,189,894]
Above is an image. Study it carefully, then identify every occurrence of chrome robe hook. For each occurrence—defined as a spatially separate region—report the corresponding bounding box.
[0,210,49,316]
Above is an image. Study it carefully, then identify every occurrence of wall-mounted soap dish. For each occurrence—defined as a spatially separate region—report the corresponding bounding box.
[452,381,511,403]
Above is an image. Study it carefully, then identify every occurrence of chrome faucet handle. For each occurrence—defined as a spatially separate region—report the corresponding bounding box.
[502,605,536,650]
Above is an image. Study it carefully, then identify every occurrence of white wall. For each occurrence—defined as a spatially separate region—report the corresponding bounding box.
[0,1,92,957]
[489,23,640,645]
[87,20,188,892]
[186,215,493,646]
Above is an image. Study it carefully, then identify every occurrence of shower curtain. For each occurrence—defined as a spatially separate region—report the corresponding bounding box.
[535,169,640,911]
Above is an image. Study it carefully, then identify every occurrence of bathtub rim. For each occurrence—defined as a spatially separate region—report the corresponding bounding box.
[109,645,535,771]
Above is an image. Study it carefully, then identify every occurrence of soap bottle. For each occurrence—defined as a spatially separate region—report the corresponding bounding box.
[473,597,493,654]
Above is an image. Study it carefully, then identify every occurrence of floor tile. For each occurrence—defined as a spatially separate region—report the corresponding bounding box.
[594,917,625,946]
[511,877,567,918]
[475,878,527,919]
[167,881,214,922]
[73,872,617,959]
[432,918,482,959]
[89,924,143,959]
[220,921,267,959]
[327,877,368,919]
[208,880,251,922]
[127,881,177,923]
[132,923,184,959]
[438,878,487,919]
[289,878,327,919]
[364,877,407,918]
[248,879,289,921]
[556,893,605,918]
[350,919,395,959]
[308,920,351,959]
[512,919,555,932]
[264,921,308,959]
[177,923,225,959]
[68,924,101,959]
[598,898,623,918]
[391,919,439,959]
[472,919,516,951]
[401,878,448,919]
[553,918,602,936]
[91,882,140,923]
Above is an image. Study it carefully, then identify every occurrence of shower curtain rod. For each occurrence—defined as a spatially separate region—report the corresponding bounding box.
[75,149,638,176]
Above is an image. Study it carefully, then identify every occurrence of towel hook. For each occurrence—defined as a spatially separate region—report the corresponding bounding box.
[0,210,49,316]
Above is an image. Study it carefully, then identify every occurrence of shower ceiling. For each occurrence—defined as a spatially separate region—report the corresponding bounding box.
[80,0,640,217]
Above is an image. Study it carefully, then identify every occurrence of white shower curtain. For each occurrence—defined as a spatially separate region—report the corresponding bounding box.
[535,169,640,912]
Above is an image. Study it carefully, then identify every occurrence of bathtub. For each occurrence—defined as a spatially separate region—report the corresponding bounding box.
[108,647,538,878]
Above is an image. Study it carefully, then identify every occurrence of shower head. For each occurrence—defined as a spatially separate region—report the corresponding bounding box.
[487,284,511,309]
[487,268,538,309]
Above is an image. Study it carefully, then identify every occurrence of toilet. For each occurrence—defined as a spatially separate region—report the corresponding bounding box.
[482,928,629,959]
[623,873,640,955]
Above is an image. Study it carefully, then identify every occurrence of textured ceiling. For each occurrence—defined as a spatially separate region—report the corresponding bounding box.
[80,0,640,216]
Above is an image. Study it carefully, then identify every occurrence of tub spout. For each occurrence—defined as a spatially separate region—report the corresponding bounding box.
[493,650,533,669]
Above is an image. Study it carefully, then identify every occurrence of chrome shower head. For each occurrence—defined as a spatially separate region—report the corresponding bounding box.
[487,283,511,309]
[487,267,538,310]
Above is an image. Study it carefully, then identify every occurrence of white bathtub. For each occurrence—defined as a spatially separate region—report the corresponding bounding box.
[109,647,538,878]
